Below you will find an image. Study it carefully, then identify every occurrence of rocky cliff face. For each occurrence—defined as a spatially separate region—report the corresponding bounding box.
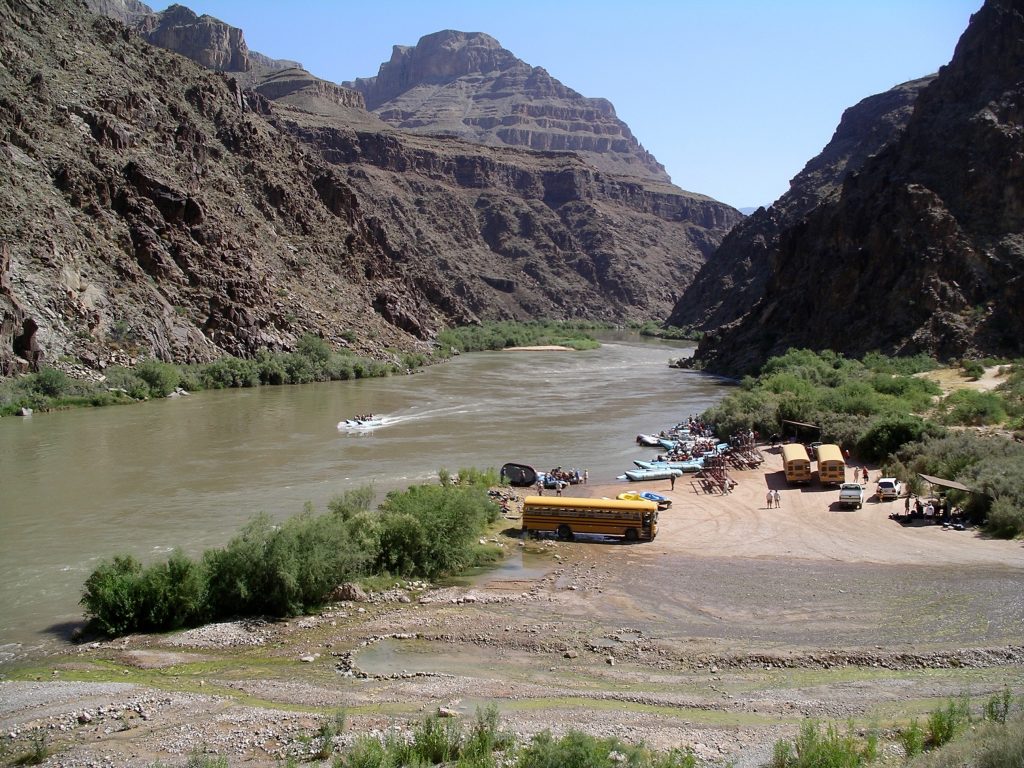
[85,0,301,74]
[347,30,671,184]
[691,0,1024,374]
[0,0,740,376]
[668,76,933,332]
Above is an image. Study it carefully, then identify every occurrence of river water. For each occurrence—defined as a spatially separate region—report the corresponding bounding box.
[0,335,732,660]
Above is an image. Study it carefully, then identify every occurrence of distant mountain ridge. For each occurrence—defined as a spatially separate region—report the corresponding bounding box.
[346,30,672,184]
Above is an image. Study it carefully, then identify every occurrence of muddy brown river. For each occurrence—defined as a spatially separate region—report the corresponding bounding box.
[0,334,731,660]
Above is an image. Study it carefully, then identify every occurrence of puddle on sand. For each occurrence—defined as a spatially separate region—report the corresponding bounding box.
[356,637,532,678]
[445,548,554,588]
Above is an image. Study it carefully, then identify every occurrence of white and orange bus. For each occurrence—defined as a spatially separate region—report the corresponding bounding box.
[521,496,658,542]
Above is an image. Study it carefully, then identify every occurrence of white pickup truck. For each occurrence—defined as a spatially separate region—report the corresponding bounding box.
[838,482,865,509]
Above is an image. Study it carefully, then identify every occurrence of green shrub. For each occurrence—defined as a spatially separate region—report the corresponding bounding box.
[80,555,146,636]
[134,359,181,397]
[462,705,514,762]
[976,718,1024,768]
[413,713,464,763]
[940,390,1007,426]
[900,718,925,757]
[517,729,657,768]
[927,695,972,748]
[375,485,501,579]
[296,333,331,366]
[456,467,501,489]
[857,413,941,462]
[337,734,386,768]
[137,550,207,630]
[769,720,876,768]
[82,477,502,636]
[985,498,1024,538]
[34,367,72,397]
[184,752,229,768]
[961,359,986,380]
[255,350,289,385]
[862,352,939,376]
[983,687,1016,724]
[199,357,259,388]
[102,366,151,399]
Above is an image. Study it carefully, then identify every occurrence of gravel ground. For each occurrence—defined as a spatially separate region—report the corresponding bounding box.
[3,451,1023,767]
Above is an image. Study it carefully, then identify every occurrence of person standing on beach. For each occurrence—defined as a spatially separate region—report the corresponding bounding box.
[766,490,773,509]
[773,489,781,509]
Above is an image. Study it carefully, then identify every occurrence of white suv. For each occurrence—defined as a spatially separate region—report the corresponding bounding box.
[877,477,902,500]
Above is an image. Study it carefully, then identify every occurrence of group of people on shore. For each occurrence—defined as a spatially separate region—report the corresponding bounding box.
[534,466,587,495]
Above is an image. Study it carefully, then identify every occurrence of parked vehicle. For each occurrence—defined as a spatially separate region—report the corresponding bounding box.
[877,477,903,500]
[781,443,812,484]
[816,444,846,485]
[522,496,658,542]
[838,482,864,509]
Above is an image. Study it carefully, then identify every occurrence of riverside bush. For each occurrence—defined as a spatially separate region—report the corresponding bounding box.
[81,478,503,636]
[437,320,603,353]
[894,432,1024,536]
[939,389,1007,426]
[374,485,500,579]
[702,348,944,454]
[134,359,181,397]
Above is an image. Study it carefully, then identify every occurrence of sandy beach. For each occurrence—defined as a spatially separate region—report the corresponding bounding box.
[3,444,1022,766]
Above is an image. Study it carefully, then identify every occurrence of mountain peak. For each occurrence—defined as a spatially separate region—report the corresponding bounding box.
[348,30,670,183]
[352,30,524,109]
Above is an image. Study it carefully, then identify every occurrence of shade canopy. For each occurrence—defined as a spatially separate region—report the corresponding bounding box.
[917,473,973,493]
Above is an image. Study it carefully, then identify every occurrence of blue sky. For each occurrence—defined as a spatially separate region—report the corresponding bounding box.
[181,1,979,210]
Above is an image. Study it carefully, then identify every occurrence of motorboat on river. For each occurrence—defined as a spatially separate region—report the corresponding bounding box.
[337,414,384,429]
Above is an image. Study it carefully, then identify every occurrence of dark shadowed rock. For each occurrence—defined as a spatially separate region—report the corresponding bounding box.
[668,76,933,333]
[691,0,1024,374]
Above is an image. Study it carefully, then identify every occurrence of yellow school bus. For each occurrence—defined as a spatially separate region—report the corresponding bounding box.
[781,443,812,484]
[816,443,846,485]
[521,496,658,542]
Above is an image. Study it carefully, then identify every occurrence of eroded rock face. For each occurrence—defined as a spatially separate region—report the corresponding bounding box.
[135,4,249,72]
[691,0,1024,374]
[86,0,300,74]
[347,30,671,183]
[668,76,933,334]
[0,0,740,374]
